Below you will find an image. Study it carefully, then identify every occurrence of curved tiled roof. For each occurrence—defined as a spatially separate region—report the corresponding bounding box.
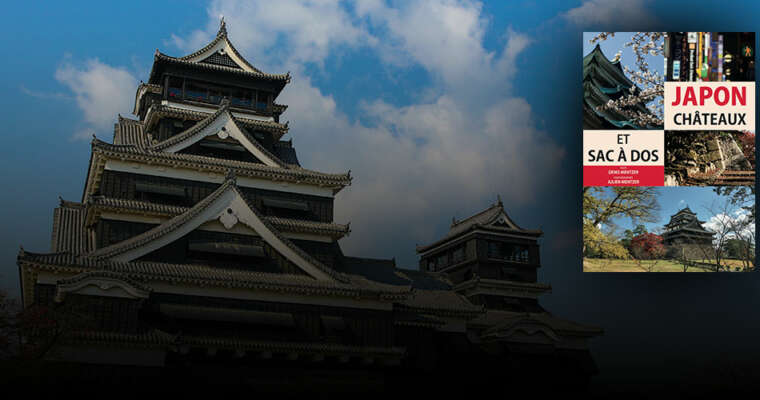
[398,289,483,317]
[179,19,265,75]
[272,103,288,114]
[150,102,289,168]
[90,137,351,189]
[88,178,239,259]
[474,310,603,337]
[17,250,411,300]
[89,178,348,282]
[583,44,656,130]
[146,20,289,100]
[88,196,187,216]
[51,199,92,254]
[132,82,162,115]
[86,196,350,239]
[57,270,154,294]
[61,329,177,347]
[60,328,405,357]
[152,51,290,82]
[113,116,147,147]
[143,104,289,136]
[179,334,405,357]
[417,199,542,252]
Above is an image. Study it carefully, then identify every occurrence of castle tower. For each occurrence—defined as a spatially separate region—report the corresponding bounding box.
[583,44,655,129]
[417,198,603,384]
[17,20,601,391]
[663,207,715,259]
[18,20,412,373]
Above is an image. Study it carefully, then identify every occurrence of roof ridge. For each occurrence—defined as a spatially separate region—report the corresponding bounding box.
[144,103,289,134]
[58,197,84,208]
[150,103,231,151]
[90,178,238,259]
[88,177,350,282]
[88,196,350,236]
[229,184,349,282]
[228,110,289,168]
[117,115,142,124]
[58,270,154,293]
[92,138,351,181]
[217,16,227,37]
[18,251,412,298]
[452,202,502,227]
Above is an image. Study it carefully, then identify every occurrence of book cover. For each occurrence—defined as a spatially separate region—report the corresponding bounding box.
[582,32,756,273]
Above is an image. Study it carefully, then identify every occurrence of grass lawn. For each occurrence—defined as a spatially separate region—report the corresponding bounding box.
[583,258,754,272]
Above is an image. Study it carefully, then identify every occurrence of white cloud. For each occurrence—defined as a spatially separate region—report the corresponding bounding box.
[171,0,372,70]
[55,58,137,140]
[562,0,653,29]
[357,0,531,100]
[166,0,566,260]
[19,85,72,100]
[72,128,97,142]
[703,209,754,242]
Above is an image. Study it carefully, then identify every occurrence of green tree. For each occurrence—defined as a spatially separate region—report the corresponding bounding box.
[633,224,648,236]
[583,187,660,256]
[583,221,630,259]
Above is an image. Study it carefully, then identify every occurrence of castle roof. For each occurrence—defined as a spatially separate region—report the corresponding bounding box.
[583,44,654,129]
[417,198,542,253]
[88,177,344,280]
[150,101,289,168]
[85,137,351,199]
[143,103,289,138]
[17,250,412,306]
[147,19,290,89]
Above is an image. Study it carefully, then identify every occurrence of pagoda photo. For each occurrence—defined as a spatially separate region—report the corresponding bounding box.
[583,44,659,130]
[16,20,601,392]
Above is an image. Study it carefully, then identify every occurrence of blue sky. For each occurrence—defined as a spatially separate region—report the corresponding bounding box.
[583,31,664,76]
[1,0,760,385]
[598,186,748,235]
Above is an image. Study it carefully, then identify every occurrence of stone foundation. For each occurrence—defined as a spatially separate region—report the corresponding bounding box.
[665,132,752,186]
[666,243,714,260]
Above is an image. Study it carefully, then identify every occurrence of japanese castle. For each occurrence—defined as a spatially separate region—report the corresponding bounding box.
[583,44,655,129]
[663,207,715,259]
[17,20,601,392]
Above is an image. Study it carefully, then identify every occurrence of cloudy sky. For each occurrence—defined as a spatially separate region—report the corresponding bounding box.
[1,0,759,385]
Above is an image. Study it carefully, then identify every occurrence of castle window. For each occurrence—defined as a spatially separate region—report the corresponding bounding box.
[208,87,229,104]
[168,76,183,98]
[135,181,187,205]
[186,81,208,102]
[262,198,309,211]
[437,253,448,268]
[256,91,269,110]
[487,242,500,258]
[452,246,465,263]
[230,88,252,107]
[262,197,312,219]
[487,241,530,263]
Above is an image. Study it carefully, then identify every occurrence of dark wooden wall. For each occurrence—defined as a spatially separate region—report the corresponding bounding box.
[34,284,142,333]
[98,170,334,222]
